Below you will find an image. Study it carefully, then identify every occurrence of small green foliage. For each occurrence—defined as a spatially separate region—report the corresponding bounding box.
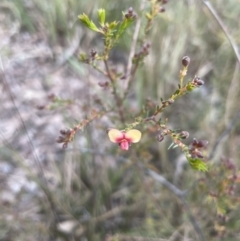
[98,8,106,26]
[78,13,102,33]
[145,13,152,20]
[79,53,87,61]
[188,157,208,172]
[108,21,119,30]
[114,13,135,39]
[186,83,195,91]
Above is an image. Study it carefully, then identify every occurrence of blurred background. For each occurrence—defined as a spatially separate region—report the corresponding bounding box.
[0,0,240,240]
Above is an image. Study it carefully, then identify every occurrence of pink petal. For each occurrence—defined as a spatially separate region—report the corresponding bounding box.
[120,140,129,150]
[108,129,124,143]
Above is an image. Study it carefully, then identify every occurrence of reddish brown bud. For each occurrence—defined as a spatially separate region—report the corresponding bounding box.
[193,76,204,86]
[66,129,72,135]
[98,81,109,88]
[62,143,68,149]
[56,136,64,143]
[48,93,56,101]
[90,49,97,59]
[191,138,208,148]
[182,56,190,67]
[37,105,46,110]
[156,133,164,142]
[179,131,189,139]
[128,7,133,14]
[159,7,165,12]
[145,43,151,48]
[60,129,67,135]
[125,7,137,19]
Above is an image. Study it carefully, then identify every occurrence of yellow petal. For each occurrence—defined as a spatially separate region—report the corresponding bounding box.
[125,129,142,143]
[108,129,123,143]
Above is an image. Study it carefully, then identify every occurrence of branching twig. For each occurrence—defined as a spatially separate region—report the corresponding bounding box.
[104,59,125,124]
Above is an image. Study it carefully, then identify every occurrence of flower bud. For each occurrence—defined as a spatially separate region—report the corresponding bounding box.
[193,76,204,86]
[56,136,64,143]
[156,134,164,142]
[159,7,165,12]
[60,129,67,135]
[98,81,109,88]
[66,129,72,135]
[179,131,189,139]
[128,7,133,14]
[37,105,46,110]
[63,143,68,149]
[90,49,97,59]
[182,56,190,67]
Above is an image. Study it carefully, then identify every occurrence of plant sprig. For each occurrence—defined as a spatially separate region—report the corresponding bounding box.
[59,5,209,172]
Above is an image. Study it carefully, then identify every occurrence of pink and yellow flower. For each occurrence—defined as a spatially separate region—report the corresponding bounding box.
[108,129,142,151]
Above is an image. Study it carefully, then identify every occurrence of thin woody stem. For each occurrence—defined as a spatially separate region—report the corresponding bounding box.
[104,60,125,124]
[92,63,108,76]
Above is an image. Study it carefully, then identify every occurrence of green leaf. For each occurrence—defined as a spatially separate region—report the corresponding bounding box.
[186,83,195,91]
[98,8,106,26]
[79,53,86,61]
[79,13,102,33]
[108,21,118,30]
[145,12,152,20]
[114,12,135,40]
[188,158,208,172]
[216,203,226,215]
[174,89,180,95]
